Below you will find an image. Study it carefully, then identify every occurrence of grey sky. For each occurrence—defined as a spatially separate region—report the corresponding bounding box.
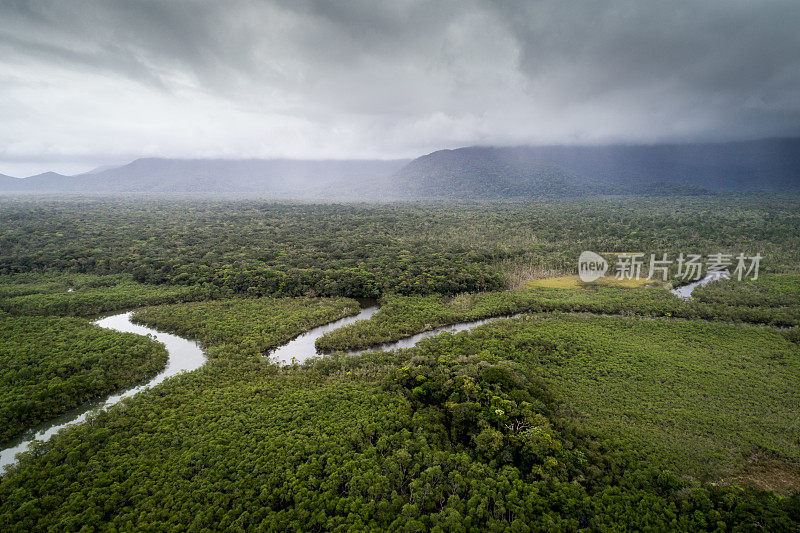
[1,0,798,176]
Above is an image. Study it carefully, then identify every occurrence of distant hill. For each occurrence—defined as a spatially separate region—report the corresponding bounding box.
[2,138,798,198]
[80,164,124,175]
[0,174,22,193]
[390,139,800,198]
[0,158,409,198]
[389,147,601,198]
[22,172,72,188]
[0,172,73,193]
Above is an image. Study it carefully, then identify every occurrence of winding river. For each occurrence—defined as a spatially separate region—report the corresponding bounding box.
[1,306,506,468]
[0,312,205,469]
[1,275,722,469]
[269,307,516,365]
[269,306,379,364]
[670,271,729,299]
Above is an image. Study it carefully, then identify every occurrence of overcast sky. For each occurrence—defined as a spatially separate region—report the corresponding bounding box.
[1,0,799,176]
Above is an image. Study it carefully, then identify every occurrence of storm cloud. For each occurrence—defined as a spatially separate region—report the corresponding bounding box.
[1,0,798,175]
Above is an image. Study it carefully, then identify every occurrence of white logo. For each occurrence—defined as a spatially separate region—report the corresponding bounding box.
[578,251,608,282]
[577,251,760,283]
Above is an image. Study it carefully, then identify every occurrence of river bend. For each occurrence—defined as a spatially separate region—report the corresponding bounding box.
[1,277,719,468]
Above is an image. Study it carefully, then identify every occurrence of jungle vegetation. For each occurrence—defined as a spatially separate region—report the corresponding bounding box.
[0,311,167,443]
[0,273,212,317]
[390,314,800,480]
[692,272,800,307]
[316,275,800,353]
[1,195,799,530]
[1,196,798,300]
[3,299,800,530]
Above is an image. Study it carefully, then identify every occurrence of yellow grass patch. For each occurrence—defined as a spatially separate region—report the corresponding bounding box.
[524,275,583,289]
[524,275,662,290]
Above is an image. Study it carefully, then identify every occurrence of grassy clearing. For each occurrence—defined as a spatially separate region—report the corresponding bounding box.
[524,274,659,290]
[723,454,800,495]
[524,275,584,289]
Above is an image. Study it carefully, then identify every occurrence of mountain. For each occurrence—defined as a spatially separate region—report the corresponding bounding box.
[389,146,600,198]
[23,172,72,187]
[0,173,21,191]
[390,139,800,198]
[0,171,74,192]
[80,164,124,175]
[2,138,798,198]
[82,158,410,196]
[0,158,409,198]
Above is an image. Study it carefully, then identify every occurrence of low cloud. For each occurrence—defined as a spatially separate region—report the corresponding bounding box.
[1,0,798,175]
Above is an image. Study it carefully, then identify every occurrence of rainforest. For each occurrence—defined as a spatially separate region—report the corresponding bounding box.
[0,196,799,531]
[5,0,800,528]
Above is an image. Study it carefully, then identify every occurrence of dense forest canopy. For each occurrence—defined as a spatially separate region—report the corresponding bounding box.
[1,195,799,530]
[1,196,798,300]
[0,312,167,443]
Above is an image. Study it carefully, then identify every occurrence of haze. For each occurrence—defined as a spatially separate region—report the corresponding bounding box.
[1,0,799,176]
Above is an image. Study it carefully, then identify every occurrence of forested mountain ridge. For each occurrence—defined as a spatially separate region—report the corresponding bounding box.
[389,146,599,197]
[390,138,800,197]
[1,138,798,198]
